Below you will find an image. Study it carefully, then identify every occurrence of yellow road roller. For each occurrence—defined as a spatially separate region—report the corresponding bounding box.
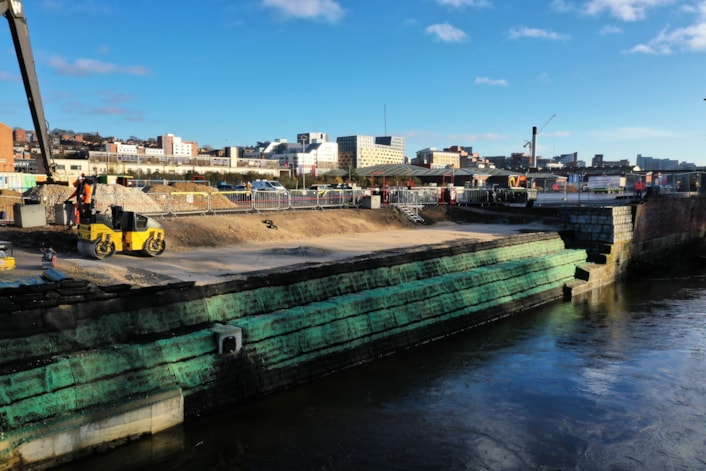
[77,204,166,260]
[0,240,16,270]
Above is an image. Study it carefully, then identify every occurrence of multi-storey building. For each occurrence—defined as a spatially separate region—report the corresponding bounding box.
[266,134,339,175]
[336,135,404,169]
[593,154,631,168]
[636,154,680,171]
[0,123,14,172]
[157,133,198,157]
[411,147,460,169]
[484,155,508,169]
[296,132,328,145]
[12,128,27,144]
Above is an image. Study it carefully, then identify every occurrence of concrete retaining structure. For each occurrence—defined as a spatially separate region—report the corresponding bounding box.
[3,196,703,469]
[560,196,706,298]
[0,232,588,469]
[559,205,635,297]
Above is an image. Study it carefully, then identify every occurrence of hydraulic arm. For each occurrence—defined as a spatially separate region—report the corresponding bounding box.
[2,0,57,181]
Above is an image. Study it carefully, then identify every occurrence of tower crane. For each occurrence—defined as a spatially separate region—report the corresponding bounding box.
[530,114,556,168]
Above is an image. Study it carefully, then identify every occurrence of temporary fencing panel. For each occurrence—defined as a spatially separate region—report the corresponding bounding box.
[211,191,253,213]
[289,190,318,210]
[252,191,288,211]
[166,192,210,215]
[461,189,493,205]
[117,191,169,216]
[317,189,347,208]
[140,192,171,216]
[389,188,449,207]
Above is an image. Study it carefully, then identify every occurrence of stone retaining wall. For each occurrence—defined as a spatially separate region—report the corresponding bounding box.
[559,196,706,298]
[0,232,588,469]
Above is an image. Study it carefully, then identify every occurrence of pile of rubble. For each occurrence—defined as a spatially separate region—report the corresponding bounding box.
[144,182,235,211]
[23,184,166,223]
[4,181,241,224]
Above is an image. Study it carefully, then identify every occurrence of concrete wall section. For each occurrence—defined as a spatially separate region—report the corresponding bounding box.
[631,197,706,264]
[560,197,706,298]
[633,196,706,242]
[1,388,183,470]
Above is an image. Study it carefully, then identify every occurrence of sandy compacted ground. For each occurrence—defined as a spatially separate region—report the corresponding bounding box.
[1,182,550,287]
[1,183,430,253]
[1,206,449,286]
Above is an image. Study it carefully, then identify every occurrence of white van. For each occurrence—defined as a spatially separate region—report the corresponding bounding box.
[251,180,287,192]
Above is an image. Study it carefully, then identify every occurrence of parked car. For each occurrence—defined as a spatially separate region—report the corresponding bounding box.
[217,183,247,191]
[309,184,334,191]
[251,180,287,192]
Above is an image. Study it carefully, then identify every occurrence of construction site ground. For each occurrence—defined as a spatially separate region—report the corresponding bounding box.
[0,206,558,287]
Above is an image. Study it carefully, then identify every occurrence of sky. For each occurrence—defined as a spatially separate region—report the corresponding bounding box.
[1,0,706,166]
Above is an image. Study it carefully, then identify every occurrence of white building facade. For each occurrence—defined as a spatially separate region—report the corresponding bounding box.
[337,135,405,169]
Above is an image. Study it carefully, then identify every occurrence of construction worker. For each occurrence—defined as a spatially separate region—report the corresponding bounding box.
[78,178,93,219]
[67,173,85,199]
[635,179,645,199]
[65,174,85,225]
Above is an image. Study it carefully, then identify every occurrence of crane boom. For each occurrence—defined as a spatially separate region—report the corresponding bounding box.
[538,114,556,135]
[530,113,557,168]
[1,0,58,181]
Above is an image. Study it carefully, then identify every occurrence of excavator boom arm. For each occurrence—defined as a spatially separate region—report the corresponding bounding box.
[1,0,56,180]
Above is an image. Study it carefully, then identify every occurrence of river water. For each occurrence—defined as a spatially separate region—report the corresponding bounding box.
[59,267,706,471]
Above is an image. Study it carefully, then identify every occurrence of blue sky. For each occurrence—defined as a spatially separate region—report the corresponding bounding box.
[2,0,706,166]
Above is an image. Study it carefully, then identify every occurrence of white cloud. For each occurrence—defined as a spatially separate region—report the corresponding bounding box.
[627,4,706,54]
[0,71,19,82]
[509,27,569,40]
[402,129,509,146]
[425,23,469,42]
[48,57,150,76]
[444,131,509,142]
[261,0,344,23]
[583,0,674,22]
[599,24,623,35]
[591,126,675,140]
[550,0,574,13]
[474,76,509,86]
[436,0,492,8]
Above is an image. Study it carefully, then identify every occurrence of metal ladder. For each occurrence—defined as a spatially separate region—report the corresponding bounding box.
[396,205,425,224]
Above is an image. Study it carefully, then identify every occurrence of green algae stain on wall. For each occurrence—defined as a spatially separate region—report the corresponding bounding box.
[0,232,589,470]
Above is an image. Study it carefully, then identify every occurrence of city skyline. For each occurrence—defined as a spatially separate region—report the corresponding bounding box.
[1,1,705,165]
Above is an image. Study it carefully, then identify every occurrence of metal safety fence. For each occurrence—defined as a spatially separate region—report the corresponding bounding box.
[18,175,705,225]
[387,187,535,207]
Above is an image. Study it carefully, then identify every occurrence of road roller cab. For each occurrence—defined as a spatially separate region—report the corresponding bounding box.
[77,205,166,260]
[0,240,16,270]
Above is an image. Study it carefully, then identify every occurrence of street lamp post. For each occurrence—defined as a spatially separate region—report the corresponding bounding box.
[299,138,306,189]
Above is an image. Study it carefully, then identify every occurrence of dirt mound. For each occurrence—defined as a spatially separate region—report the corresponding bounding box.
[158,207,413,252]
[0,206,459,286]
[0,207,417,254]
